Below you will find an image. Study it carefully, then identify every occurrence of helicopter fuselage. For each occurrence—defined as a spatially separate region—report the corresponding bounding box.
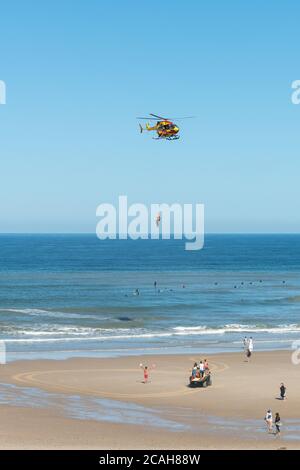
[147,120,179,139]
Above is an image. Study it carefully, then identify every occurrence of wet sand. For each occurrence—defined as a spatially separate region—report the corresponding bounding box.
[0,350,299,449]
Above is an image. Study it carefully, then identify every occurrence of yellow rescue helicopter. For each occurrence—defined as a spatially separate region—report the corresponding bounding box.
[137,113,194,140]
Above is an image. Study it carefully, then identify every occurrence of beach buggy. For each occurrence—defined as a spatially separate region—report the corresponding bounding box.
[189,362,212,388]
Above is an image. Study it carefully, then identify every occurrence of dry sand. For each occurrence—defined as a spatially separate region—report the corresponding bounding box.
[0,350,299,449]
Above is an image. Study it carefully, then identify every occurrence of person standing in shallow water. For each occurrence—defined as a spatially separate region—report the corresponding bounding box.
[275,413,282,436]
[265,409,273,433]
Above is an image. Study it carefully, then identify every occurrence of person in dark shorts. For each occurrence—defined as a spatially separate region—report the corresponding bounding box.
[275,413,281,436]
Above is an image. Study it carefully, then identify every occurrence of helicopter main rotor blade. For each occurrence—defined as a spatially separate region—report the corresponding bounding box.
[149,113,169,120]
[150,114,196,120]
[170,116,196,119]
[137,114,196,120]
[136,117,160,120]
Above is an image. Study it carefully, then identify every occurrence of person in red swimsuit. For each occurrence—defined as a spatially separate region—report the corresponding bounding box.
[140,363,156,383]
[143,366,149,383]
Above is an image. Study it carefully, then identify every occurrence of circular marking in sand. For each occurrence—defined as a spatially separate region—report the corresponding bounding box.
[208,361,229,373]
[12,369,193,399]
[12,362,228,400]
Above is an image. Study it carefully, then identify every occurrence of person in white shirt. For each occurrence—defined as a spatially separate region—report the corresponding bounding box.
[199,361,205,377]
[265,409,273,433]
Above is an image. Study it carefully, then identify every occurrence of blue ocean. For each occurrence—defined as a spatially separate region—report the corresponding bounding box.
[1,234,300,361]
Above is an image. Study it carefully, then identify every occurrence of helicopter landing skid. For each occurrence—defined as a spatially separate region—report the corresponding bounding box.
[153,135,180,141]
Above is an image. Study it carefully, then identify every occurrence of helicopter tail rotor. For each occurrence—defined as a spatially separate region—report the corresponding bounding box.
[139,124,143,133]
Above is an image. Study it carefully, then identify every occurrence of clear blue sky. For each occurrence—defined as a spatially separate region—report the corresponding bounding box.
[0,0,299,233]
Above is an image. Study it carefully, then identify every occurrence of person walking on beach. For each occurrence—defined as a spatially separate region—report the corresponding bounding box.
[280,383,286,400]
[265,409,273,433]
[274,412,282,436]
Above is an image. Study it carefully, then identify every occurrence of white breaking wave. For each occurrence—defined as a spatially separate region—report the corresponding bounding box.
[0,308,108,321]
[2,323,300,344]
[173,324,300,334]
[3,333,173,343]
[17,326,132,336]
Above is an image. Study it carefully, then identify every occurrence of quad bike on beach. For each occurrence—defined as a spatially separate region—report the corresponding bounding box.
[189,371,212,388]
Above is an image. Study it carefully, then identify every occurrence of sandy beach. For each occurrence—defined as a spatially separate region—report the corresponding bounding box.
[0,350,299,449]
